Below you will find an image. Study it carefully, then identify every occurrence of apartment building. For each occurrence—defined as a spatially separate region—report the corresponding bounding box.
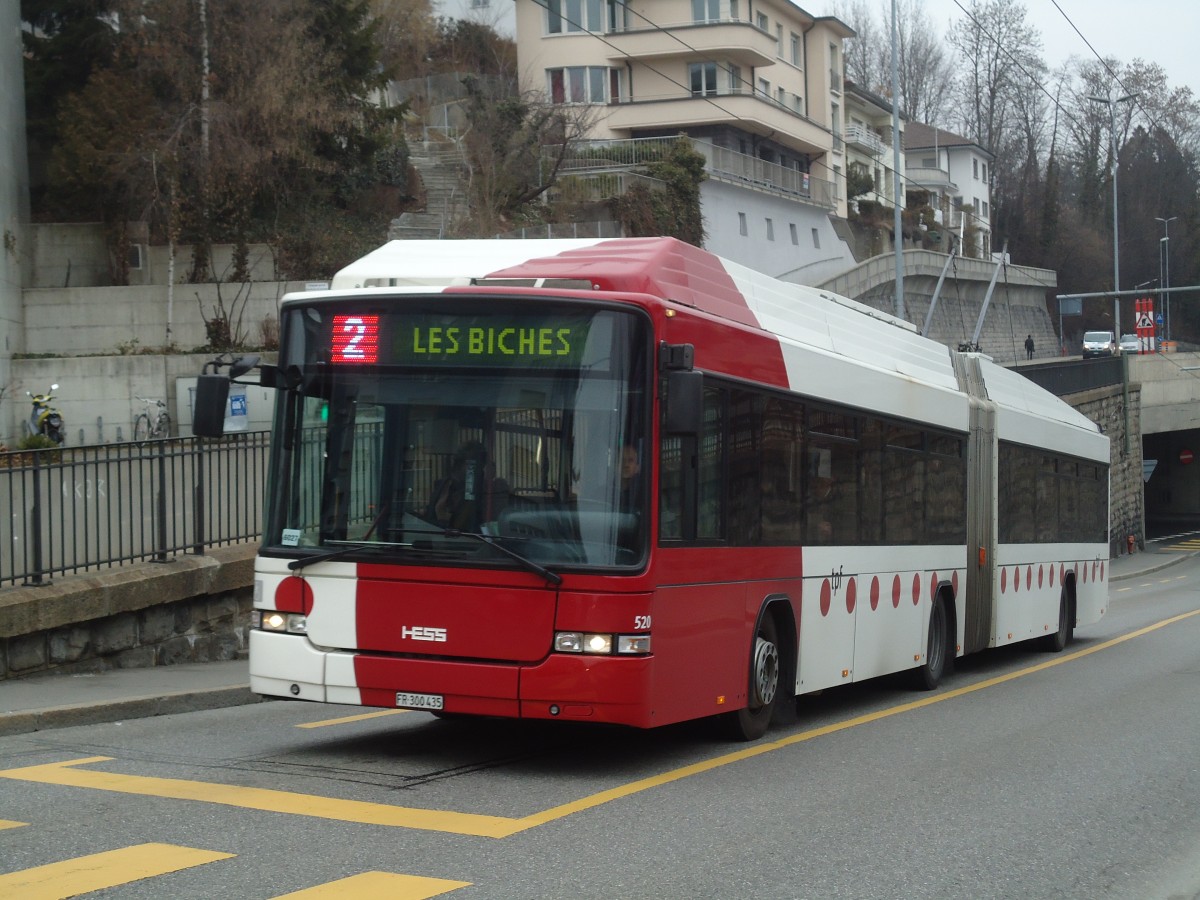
[903,122,994,258]
[844,80,904,211]
[513,0,859,284]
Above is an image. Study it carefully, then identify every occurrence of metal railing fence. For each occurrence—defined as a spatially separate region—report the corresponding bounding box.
[1,432,271,589]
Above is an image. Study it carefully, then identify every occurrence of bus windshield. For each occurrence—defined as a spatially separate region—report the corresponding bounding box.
[263,299,652,572]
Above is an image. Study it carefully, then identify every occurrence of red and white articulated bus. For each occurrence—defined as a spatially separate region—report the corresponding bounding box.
[206,237,1109,740]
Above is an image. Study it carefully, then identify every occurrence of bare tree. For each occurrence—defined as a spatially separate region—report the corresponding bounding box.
[946,0,1043,153]
[832,0,949,124]
[895,0,950,125]
[833,0,885,93]
[457,78,597,235]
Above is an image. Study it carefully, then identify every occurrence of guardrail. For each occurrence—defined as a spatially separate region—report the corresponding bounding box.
[1,432,271,589]
[1015,356,1125,396]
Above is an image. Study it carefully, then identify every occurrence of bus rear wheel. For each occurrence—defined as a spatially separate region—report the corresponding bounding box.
[1038,587,1072,652]
[912,594,949,691]
[728,611,780,741]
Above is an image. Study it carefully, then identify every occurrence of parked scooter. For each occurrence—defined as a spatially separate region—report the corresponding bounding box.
[26,384,65,445]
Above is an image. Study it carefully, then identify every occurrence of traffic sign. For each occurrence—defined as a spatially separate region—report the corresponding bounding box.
[1180,449,1194,465]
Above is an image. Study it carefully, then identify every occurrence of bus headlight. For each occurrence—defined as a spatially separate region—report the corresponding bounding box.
[252,610,308,634]
[554,632,651,655]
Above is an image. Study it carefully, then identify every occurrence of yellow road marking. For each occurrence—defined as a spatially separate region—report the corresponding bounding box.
[0,819,27,830]
[0,756,521,838]
[275,872,471,898]
[297,709,408,728]
[0,842,231,898]
[3,609,1197,838]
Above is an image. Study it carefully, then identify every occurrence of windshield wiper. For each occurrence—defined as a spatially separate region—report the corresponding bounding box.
[287,540,402,571]
[403,526,562,587]
[447,529,563,587]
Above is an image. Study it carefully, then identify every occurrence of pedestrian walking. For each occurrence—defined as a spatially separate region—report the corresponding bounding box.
[1025,334,1035,360]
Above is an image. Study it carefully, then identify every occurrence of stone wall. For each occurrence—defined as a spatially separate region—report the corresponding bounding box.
[1067,382,1144,555]
[0,544,256,681]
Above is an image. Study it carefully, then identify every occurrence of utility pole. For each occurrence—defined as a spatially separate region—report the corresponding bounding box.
[1087,92,1137,334]
[889,0,905,320]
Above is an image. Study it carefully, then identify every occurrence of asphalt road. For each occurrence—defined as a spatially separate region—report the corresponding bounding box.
[1,559,1199,899]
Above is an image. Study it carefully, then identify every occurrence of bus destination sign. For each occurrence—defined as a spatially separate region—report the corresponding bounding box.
[330,312,593,368]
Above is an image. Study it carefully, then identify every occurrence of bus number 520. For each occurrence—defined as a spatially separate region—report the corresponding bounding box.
[634,615,651,630]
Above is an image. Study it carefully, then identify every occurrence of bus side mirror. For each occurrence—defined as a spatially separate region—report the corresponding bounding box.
[665,370,703,435]
[193,375,230,437]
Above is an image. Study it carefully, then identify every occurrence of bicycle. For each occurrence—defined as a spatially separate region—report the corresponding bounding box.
[133,397,171,442]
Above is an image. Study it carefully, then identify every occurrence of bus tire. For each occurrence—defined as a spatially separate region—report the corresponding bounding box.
[727,610,780,741]
[1038,587,1072,652]
[912,593,949,691]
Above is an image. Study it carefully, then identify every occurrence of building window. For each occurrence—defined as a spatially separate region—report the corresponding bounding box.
[548,66,612,103]
[922,156,936,168]
[812,228,821,248]
[776,24,783,51]
[777,87,786,105]
[982,162,988,182]
[790,223,799,245]
[766,218,775,241]
[738,212,748,236]
[692,0,719,23]
[756,11,768,30]
[790,33,801,66]
[546,0,618,32]
[729,65,743,94]
[982,201,989,217]
[689,62,719,97]
[608,0,628,31]
[758,77,770,97]
[973,158,979,179]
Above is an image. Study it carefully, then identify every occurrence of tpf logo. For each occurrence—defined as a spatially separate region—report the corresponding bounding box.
[402,625,447,642]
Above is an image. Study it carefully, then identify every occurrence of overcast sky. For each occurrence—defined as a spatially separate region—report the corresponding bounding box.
[813,0,1200,98]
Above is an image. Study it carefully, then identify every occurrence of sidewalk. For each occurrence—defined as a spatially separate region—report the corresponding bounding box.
[0,543,1194,738]
[0,659,256,737]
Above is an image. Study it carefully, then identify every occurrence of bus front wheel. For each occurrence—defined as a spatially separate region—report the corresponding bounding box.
[728,611,780,741]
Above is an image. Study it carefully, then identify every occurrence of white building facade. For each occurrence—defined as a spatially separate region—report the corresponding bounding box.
[513,0,858,284]
[843,81,904,210]
[903,122,993,258]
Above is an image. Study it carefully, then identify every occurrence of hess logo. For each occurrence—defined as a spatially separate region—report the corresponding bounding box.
[402,625,447,642]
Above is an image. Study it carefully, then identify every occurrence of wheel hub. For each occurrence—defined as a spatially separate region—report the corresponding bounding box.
[751,637,779,707]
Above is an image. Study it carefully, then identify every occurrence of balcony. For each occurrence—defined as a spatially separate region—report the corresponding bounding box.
[604,90,833,158]
[906,166,955,192]
[552,136,839,212]
[844,123,887,155]
[604,20,778,68]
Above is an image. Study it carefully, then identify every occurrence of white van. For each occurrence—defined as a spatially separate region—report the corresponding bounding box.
[1082,330,1117,358]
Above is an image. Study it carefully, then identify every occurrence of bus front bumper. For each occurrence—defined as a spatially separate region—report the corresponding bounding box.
[249,630,656,727]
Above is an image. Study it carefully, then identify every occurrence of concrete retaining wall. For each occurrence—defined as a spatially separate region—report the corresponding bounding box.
[0,543,256,681]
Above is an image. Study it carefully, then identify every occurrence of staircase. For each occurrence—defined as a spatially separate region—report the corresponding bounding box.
[389,139,470,241]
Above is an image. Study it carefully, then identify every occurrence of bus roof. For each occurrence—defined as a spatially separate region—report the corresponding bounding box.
[326,237,1104,460]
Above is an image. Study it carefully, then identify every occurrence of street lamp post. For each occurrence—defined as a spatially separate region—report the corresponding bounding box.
[1088,92,1138,334]
[1156,215,1177,342]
